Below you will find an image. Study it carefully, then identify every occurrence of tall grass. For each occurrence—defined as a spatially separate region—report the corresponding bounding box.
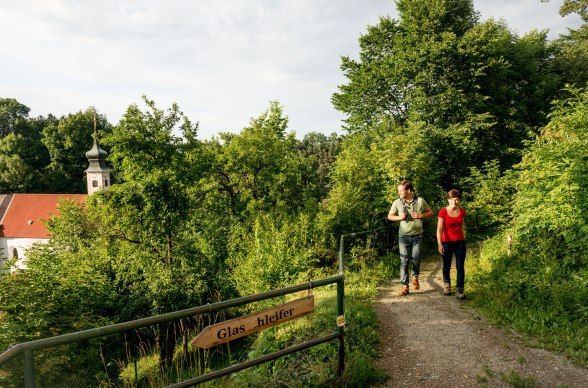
[466,236,588,367]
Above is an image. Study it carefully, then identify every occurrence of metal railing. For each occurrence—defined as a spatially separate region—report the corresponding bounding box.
[0,227,393,387]
[339,226,396,265]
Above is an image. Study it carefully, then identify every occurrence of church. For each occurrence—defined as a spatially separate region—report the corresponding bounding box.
[0,132,110,271]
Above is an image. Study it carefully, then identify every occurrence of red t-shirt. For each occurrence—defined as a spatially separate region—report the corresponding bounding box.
[438,207,466,242]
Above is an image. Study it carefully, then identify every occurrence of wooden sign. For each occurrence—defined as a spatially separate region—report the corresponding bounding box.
[192,295,314,349]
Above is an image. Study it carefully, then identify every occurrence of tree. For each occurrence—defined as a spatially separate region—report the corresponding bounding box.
[318,131,392,239]
[0,134,43,192]
[558,0,588,20]
[332,0,559,188]
[100,97,212,366]
[209,101,312,219]
[42,108,110,193]
[332,0,480,130]
[553,25,588,88]
[0,199,118,387]
[297,132,342,198]
[0,99,54,193]
[0,98,30,138]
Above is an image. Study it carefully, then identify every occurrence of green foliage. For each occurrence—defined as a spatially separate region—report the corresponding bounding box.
[374,120,443,204]
[0,201,118,386]
[0,133,43,192]
[103,96,204,185]
[460,160,517,231]
[499,369,537,388]
[42,108,110,193]
[0,99,55,193]
[559,0,588,20]
[209,101,313,219]
[297,132,342,199]
[470,87,588,366]
[318,121,443,249]
[118,352,161,387]
[552,23,588,90]
[227,212,319,298]
[1,99,112,194]
[332,0,561,192]
[318,131,391,239]
[0,98,30,138]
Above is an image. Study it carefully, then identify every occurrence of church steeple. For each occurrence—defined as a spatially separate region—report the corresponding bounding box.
[85,117,111,195]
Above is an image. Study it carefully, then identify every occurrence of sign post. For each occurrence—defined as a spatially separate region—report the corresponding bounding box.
[192,295,315,349]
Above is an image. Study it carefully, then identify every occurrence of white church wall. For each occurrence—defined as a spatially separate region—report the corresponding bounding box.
[0,237,48,271]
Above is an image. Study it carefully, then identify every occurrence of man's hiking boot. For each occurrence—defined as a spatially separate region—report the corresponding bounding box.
[411,276,420,290]
[443,283,451,296]
[399,285,409,296]
[456,287,466,299]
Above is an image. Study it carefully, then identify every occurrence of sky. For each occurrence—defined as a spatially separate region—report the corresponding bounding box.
[1,0,583,140]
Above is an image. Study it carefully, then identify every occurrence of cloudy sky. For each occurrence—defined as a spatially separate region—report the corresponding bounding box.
[1,0,583,139]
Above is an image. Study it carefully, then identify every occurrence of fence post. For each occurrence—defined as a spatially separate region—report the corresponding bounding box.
[24,350,36,388]
[337,234,345,376]
[337,278,345,376]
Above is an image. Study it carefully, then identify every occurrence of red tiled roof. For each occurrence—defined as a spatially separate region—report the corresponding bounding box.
[0,194,87,238]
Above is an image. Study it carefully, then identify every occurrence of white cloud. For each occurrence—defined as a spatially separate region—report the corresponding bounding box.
[0,0,583,139]
[475,0,583,38]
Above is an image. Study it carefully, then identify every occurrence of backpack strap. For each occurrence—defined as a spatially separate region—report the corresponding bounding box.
[401,193,419,217]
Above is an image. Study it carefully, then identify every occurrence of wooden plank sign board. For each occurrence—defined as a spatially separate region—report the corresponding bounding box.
[192,295,314,349]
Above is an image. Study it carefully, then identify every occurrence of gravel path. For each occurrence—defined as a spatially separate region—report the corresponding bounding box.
[373,257,588,387]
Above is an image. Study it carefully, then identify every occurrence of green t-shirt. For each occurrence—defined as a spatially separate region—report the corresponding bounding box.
[390,196,431,236]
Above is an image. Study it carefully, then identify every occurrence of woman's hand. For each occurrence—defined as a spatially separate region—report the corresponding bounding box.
[437,242,444,255]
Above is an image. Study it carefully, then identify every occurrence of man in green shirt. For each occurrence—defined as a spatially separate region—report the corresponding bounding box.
[388,180,433,296]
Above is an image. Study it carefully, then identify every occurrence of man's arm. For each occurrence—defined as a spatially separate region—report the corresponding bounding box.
[388,211,406,221]
[421,207,433,219]
[411,199,433,219]
[388,201,406,221]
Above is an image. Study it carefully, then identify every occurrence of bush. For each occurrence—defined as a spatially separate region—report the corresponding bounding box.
[471,87,588,365]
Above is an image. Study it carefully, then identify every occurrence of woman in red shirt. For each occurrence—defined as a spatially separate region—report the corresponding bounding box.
[436,189,466,299]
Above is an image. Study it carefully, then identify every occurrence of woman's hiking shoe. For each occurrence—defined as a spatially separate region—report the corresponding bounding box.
[399,285,409,296]
[412,276,420,290]
[456,287,466,299]
[443,283,451,296]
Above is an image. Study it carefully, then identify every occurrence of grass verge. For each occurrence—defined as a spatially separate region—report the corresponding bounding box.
[465,237,588,368]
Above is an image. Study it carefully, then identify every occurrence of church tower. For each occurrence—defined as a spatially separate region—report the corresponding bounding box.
[85,118,111,195]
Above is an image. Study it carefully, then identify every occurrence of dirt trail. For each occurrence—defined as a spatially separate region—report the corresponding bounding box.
[373,258,588,387]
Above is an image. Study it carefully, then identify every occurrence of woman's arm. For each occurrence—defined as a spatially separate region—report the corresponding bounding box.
[436,216,445,254]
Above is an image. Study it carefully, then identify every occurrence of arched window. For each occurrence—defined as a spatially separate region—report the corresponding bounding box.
[11,248,18,259]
